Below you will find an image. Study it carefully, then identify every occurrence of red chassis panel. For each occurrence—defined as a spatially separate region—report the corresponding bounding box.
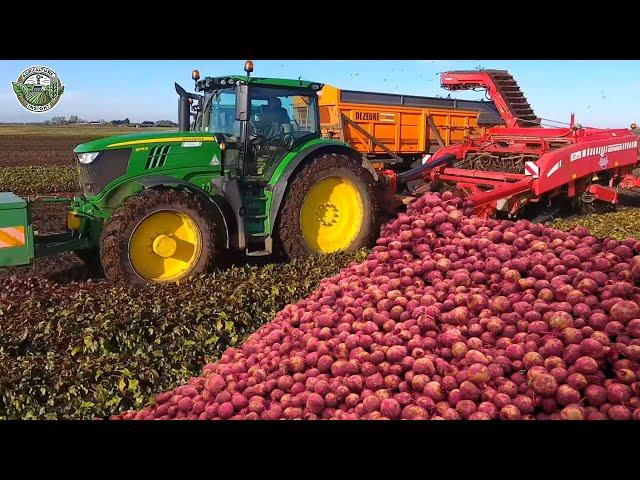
[533,134,638,196]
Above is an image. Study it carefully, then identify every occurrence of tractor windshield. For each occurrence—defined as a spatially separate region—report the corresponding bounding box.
[194,87,239,139]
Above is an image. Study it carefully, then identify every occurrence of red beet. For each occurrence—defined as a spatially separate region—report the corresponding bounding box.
[499,405,521,420]
[575,356,599,375]
[584,385,607,407]
[607,383,632,404]
[557,385,580,406]
[533,374,558,397]
[610,301,640,325]
[608,405,633,420]
[560,405,584,420]
[380,398,402,419]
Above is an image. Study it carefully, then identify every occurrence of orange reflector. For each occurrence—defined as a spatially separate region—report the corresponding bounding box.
[0,226,25,248]
[67,212,82,230]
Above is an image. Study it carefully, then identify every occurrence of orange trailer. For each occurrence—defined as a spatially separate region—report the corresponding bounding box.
[316,84,504,168]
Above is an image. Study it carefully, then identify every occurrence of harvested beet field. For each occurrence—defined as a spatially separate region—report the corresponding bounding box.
[0,125,173,167]
[113,192,640,421]
[0,251,367,419]
[0,135,95,166]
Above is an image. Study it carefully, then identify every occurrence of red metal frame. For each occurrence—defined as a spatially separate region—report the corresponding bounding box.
[404,70,640,216]
[440,71,524,128]
[587,184,618,204]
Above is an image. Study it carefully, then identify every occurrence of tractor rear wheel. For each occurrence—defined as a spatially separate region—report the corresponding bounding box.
[276,152,379,258]
[100,189,217,284]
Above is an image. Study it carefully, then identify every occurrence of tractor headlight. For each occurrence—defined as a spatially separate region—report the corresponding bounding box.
[78,152,100,165]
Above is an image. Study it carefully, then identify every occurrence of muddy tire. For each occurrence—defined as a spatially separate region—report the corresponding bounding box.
[100,189,218,284]
[276,152,379,259]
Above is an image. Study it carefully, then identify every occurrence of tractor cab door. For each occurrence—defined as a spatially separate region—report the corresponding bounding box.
[235,85,320,254]
[239,86,320,183]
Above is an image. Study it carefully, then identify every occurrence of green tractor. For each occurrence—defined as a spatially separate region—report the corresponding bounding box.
[0,61,385,284]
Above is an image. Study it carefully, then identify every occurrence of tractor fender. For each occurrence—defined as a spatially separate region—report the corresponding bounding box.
[133,175,233,249]
[267,144,378,235]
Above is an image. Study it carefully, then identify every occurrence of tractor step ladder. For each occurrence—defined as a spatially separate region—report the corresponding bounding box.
[243,187,272,256]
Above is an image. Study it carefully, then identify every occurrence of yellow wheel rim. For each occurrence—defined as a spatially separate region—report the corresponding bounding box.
[300,176,364,253]
[128,210,202,282]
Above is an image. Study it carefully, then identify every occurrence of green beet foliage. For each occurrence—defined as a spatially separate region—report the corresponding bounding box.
[0,250,367,419]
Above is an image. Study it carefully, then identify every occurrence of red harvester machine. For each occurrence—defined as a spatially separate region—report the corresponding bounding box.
[395,70,640,219]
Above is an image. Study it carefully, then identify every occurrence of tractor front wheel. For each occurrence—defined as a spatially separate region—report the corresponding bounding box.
[277,153,379,258]
[100,189,218,284]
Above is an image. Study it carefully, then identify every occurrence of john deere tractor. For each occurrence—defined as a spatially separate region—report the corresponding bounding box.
[0,61,382,284]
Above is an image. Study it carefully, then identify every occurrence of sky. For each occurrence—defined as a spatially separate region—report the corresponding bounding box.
[1,60,639,128]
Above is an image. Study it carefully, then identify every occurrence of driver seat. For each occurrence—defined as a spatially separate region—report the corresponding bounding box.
[259,104,291,132]
[249,105,292,178]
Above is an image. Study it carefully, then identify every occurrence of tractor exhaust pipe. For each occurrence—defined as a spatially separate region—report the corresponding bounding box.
[178,96,191,132]
[175,82,197,132]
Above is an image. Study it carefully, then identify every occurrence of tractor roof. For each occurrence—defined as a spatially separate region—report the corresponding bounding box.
[196,75,323,92]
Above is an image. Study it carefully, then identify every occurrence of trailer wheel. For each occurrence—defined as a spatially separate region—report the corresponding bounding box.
[100,189,218,284]
[277,152,380,258]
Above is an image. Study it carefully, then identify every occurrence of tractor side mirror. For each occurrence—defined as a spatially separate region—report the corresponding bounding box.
[236,84,249,121]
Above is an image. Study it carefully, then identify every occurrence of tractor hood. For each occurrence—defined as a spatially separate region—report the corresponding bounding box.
[74,131,217,153]
[72,130,223,201]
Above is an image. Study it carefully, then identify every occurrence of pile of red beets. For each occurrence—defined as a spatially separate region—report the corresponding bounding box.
[114,192,640,420]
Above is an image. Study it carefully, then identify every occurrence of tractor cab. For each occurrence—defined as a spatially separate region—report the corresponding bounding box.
[179,62,323,183]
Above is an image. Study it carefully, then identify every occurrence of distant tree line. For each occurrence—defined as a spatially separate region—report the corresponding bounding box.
[110,118,177,127]
[39,116,177,127]
[43,115,89,125]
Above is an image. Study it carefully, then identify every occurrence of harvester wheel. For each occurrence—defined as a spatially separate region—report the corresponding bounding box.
[100,189,218,284]
[578,199,618,215]
[575,189,618,215]
[276,152,379,258]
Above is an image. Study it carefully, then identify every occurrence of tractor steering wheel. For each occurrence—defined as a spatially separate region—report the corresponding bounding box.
[247,121,261,140]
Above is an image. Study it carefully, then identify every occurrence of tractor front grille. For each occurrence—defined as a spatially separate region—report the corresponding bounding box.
[77,148,131,197]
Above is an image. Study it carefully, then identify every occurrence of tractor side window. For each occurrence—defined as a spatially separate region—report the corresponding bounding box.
[251,92,318,139]
[246,87,319,180]
[210,90,239,139]
[286,95,318,135]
